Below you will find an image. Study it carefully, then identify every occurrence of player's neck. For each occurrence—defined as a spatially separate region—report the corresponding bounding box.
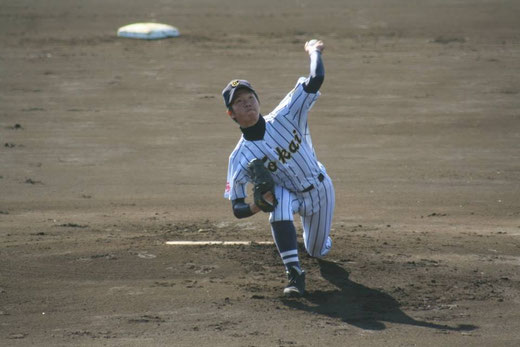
[241,115,265,141]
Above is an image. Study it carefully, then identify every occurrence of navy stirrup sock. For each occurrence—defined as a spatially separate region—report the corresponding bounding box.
[271,221,300,271]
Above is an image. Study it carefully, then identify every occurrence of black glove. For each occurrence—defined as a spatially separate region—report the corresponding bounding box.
[248,159,278,213]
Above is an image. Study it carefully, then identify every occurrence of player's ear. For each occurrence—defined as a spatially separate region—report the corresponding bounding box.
[227,109,238,123]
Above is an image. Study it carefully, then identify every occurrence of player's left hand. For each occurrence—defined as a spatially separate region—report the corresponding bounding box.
[263,191,275,205]
[305,39,324,54]
[248,159,278,213]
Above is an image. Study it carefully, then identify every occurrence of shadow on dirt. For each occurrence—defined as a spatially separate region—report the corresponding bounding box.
[282,260,478,332]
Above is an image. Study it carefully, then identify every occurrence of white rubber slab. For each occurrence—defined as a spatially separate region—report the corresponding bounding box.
[165,241,274,246]
[117,23,180,40]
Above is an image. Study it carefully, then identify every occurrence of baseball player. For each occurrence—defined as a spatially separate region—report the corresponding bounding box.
[222,40,335,297]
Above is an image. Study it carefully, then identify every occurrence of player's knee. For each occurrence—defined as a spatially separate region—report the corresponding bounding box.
[306,237,331,258]
[306,248,324,258]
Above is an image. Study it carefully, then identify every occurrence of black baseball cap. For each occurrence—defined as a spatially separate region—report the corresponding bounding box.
[222,79,259,108]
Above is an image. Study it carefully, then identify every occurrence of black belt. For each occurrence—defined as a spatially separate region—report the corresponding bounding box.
[301,173,324,193]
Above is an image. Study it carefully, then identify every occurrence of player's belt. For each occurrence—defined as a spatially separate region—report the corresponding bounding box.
[301,173,325,193]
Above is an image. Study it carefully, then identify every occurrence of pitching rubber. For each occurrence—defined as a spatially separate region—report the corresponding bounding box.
[165,241,274,246]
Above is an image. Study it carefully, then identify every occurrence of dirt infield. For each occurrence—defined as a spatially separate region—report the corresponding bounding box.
[1,0,519,345]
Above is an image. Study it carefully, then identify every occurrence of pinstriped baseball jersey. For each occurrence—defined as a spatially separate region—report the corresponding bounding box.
[224,77,327,211]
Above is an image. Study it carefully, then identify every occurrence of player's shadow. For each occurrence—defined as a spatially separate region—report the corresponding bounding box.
[282,259,477,332]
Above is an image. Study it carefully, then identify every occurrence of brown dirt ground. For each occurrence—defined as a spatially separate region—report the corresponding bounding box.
[1,0,520,346]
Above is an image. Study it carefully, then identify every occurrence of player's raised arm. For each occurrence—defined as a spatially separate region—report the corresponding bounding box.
[303,40,325,94]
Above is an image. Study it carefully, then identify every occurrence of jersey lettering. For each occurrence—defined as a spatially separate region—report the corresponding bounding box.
[288,140,300,153]
[292,129,302,143]
[268,128,303,169]
[276,147,292,163]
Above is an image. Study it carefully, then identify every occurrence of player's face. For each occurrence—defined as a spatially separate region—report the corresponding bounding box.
[229,89,260,128]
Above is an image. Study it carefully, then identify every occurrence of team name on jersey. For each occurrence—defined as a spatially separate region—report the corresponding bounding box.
[263,129,302,172]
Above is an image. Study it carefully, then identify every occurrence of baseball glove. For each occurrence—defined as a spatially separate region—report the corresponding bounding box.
[248,159,278,213]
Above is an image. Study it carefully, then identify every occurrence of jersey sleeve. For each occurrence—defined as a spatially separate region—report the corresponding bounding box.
[270,77,320,132]
[224,149,250,200]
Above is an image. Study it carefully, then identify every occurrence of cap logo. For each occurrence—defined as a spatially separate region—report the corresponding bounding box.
[231,80,240,87]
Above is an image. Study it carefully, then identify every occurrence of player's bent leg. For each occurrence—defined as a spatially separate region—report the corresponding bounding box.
[301,212,332,258]
[301,175,335,258]
[269,185,298,267]
[269,185,305,296]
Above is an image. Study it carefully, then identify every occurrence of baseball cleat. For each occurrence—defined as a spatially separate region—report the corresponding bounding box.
[283,266,305,297]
